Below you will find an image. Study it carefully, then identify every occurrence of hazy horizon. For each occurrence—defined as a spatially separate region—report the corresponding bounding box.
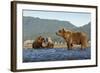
[23,10,91,27]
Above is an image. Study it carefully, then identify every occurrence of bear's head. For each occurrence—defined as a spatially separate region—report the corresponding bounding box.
[56,28,72,40]
[36,36,45,44]
[56,28,65,36]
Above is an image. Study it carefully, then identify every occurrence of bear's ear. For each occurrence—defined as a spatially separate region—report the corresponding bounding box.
[36,36,42,40]
[62,28,65,32]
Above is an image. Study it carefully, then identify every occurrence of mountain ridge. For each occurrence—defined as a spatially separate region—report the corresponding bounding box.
[23,16,91,41]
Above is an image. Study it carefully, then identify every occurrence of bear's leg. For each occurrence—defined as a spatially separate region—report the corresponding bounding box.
[85,40,88,48]
[81,41,88,50]
[83,42,88,48]
[81,45,85,50]
[81,43,87,50]
[67,43,72,50]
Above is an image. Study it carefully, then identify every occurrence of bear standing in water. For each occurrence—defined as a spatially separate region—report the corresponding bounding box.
[56,28,88,50]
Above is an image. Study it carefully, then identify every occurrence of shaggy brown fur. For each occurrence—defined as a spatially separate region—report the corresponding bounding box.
[32,36,45,48]
[56,28,88,49]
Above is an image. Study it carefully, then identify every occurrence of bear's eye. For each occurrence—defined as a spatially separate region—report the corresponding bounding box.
[59,30,61,33]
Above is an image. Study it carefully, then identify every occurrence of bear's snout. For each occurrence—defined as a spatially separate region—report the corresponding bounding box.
[56,32,60,35]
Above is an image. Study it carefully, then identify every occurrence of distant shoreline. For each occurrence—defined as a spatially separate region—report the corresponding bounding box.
[23,40,91,49]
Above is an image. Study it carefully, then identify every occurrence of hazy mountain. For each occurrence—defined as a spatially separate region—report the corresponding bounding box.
[23,16,91,41]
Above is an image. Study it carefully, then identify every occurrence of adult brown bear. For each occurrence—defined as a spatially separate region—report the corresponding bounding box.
[32,36,45,48]
[56,28,88,49]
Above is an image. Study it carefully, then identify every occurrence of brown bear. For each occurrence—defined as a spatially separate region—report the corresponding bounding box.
[56,28,88,49]
[32,36,45,49]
